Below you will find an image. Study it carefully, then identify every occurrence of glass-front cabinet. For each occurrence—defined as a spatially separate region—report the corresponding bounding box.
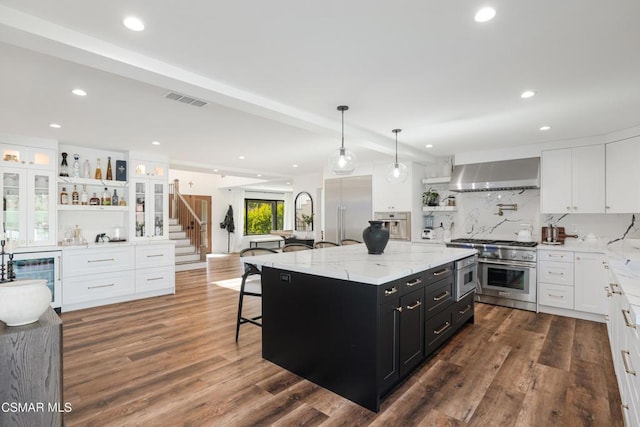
[1,168,57,247]
[130,178,168,240]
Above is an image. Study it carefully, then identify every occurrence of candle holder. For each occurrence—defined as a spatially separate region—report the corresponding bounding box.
[0,239,15,283]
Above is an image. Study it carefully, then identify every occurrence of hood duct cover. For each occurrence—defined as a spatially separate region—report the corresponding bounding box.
[449,157,540,192]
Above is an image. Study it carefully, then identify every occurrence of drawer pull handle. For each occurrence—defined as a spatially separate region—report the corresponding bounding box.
[88,258,115,263]
[621,350,637,376]
[458,305,471,315]
[548,293,564,299]
[622,309,637,329]
[433,290,451,301]
[434,321,451,335]
[146,254,164,258]
[88,283,115,289]
[406,301,422,310]
[611,283,622,294]
[384,287,398,296]
[605,286,612,297]
[147,277,164,281]
[433,269,449,276]
[548,254,564,258]
[548,271,564,275]
[406,278,422,287]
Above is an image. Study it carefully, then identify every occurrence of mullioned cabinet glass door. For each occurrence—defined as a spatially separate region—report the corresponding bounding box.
[130,178,168,240]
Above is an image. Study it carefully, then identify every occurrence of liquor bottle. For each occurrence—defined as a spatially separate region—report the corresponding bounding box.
[71,185,79,205]
[89,192,100,205]
[60,187,69,205]
[72,154,80,178]
[83,159,91,178]
[102,187,111,206]
[111,189,119,206]
[95,158,102,180]
[59,153,69,177]
[106,156,113,180]
[80,185,88,205]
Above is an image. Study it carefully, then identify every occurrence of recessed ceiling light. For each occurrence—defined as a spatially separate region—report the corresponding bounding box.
[521,90,536,99]
[474,7,496,23]
[49,123,61,129]
[257,174,262,177]
[539,125,551,131]
[213,169,219,172]
[292,164,299,168]
[238,155,245,160]
[286,182,291,185]
[425,144,433,148]
[151,141,160,145]
[72,88,87,97]
[123,16,145,31]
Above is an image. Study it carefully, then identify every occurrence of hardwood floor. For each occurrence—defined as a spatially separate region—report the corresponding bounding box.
[61,254,623,426]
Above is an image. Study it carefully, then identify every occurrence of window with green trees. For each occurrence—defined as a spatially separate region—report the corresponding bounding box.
[244,199,285,235]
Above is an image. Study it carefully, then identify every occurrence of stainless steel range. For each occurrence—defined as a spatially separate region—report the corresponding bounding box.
[446,238,537,311]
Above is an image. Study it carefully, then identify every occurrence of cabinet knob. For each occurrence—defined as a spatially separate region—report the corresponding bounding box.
[566,206,571,211]
[573,206,577,210]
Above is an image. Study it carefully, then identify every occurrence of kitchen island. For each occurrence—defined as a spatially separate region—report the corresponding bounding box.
[245,241,477,412]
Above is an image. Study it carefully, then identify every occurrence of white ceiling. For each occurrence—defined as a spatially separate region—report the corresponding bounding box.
[1,0,640,184]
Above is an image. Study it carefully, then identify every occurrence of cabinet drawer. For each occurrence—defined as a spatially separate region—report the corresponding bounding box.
[136,265,175,293]
[399,272,427,293]
[425,308,454,352]
[63,270,135,305]
[538,250,574,263]
[539,283,574,309]
[378,280,402,302]
[135,244,175,269]
[424,263,453,286]
[538,261,574,286]
[453,293,474,326]
[63,246,134,277]
[425,277,453,317]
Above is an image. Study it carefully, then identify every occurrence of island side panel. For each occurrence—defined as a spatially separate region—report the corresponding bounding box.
[261,267,380,411]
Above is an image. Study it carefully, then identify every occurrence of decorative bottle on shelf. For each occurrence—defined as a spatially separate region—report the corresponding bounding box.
[71,185,79,205]
[80,185,88,205]
[60,187,69,205]
[89,192,100,206]
[59,152,69,177]
[106,156,113,180]
[72,154,80,178]
[83,159,91,178]
[111,189,119,206]
[101,187,111,206]
[94,158,102,180]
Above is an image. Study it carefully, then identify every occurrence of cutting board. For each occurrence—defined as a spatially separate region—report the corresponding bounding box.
[541,226,579,245]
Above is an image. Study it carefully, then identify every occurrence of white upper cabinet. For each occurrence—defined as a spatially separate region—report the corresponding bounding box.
[541,145,605,214]
[373,163,413,212]
[606,136,640,213]
[0,144,56,171]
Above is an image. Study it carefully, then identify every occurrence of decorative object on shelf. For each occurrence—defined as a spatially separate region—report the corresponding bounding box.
[60,187,69,205]
[89,192,100,205]
[95,158,102,180]
[83,159,91,178]
[0,279,51,326]
[112,189,119,206]
[384,129,408,183]
[0,228,16,283]
[71,185,79,205]
[329,105,357,175]
[422,188,439,206]
[362,220,389,254]
[72,154,80,178]
[116,160,127,181]
[106,156,113,180]
[59,152,69,177]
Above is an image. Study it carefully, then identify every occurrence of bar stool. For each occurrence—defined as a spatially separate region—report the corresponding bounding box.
[340,239,362,245]
[236,247,278,342]
[314,241,339,248]
[282,243,314,252]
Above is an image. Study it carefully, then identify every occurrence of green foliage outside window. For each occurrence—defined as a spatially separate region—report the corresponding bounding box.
[244,199,284,235]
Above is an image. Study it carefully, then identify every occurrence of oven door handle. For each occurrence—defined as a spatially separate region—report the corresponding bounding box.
[479,259,535,269]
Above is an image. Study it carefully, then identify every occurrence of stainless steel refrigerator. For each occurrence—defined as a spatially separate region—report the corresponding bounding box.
[324,175,372,243]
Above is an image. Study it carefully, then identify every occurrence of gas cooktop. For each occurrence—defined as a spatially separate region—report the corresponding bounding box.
[448,238,538,248]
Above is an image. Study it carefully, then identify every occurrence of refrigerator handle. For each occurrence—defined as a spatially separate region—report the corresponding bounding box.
[341,207,346,241]
[337,207,342,242]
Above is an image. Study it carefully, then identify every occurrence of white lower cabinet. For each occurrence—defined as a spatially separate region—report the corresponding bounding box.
[539,283,574,309]
[62,242,175,311]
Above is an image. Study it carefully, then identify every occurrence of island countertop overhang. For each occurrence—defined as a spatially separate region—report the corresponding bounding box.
[243,241,477,285]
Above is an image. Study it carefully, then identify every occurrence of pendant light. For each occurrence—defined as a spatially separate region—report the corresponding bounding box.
[329,105,357,175]
[384,129,408,183]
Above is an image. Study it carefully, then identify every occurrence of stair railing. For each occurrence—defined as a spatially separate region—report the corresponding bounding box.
[169,179,208,261]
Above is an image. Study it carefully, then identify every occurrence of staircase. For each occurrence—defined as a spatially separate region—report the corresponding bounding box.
[170,218,207,271]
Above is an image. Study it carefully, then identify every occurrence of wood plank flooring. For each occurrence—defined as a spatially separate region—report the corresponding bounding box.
[61,254,623,426]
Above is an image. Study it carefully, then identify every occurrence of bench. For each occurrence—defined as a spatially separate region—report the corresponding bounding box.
[249,235,285,249]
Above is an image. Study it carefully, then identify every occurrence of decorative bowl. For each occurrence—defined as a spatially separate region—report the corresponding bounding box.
[626,238,640,249]
[0,279,51,326]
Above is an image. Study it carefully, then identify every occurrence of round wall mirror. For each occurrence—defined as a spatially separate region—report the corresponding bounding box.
[295,192,313,231]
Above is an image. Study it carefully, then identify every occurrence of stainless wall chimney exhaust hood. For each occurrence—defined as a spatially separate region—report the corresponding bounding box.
[449,157,540,192]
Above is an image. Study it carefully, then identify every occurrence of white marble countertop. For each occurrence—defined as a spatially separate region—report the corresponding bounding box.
[607,251,640,325]
[244,241,477,285]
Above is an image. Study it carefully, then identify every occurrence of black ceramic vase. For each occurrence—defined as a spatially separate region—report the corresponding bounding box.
[362,220,390,255]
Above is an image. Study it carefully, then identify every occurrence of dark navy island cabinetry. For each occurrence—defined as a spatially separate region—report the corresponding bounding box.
[259,244,475,412]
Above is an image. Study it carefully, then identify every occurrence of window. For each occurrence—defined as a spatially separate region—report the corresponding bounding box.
[244,199,284,235]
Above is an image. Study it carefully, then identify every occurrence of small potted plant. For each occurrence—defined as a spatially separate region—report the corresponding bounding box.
[301,213,314,230]
[422,188,440,206]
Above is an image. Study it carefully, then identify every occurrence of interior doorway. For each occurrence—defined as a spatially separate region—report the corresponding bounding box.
[182,195,212,254]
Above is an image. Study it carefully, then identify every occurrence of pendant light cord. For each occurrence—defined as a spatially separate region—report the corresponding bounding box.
[392,129,401,163]
[341,109,345,150]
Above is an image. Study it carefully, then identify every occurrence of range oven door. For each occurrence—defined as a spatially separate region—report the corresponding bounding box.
[478,259,536,304]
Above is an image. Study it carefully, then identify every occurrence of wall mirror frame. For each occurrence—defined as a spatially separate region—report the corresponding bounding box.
[295,191,314,231]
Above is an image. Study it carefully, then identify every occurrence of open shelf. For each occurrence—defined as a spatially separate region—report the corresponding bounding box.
[57,177,127,187]
[58,205,128,211]
[422,206,457,212]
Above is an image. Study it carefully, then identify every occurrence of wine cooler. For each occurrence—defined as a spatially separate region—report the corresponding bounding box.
[12,250,62,310]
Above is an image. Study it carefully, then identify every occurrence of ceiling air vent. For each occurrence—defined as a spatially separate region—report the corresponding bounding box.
[164,91,208,107]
